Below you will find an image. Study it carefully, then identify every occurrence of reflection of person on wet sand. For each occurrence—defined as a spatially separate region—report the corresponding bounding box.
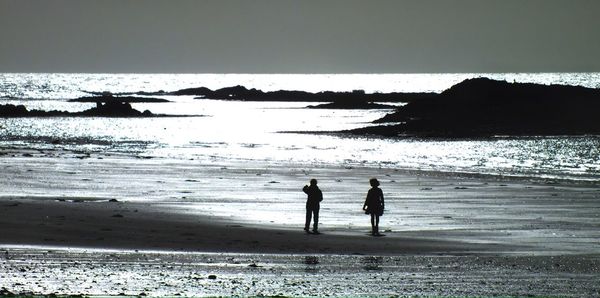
[303,179,323,234]
[363,178,384,236]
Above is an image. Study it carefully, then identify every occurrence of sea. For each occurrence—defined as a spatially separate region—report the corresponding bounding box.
[1,72,600,182]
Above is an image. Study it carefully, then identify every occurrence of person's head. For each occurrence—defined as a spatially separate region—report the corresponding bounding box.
[369,178,380,187]
[310,178,318,186]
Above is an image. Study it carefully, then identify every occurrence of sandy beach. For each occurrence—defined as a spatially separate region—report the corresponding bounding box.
[0,147,512,255]
[0,197,490,255]
[1,147,600,296]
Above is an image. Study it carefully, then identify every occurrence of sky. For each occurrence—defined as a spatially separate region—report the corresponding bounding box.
[1,0,599,73]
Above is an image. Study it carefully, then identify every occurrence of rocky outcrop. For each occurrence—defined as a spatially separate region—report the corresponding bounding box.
[83,85,434,103]
[69,95,170,103]
[306,102,398,109]
[79,101,154,117]
[0,104,30,117]
[346,78,600,137]
[170,86,434,103]
[0,102,156,117]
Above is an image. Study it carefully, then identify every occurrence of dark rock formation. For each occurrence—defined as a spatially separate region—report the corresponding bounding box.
[79,101,153,117]
[1,102,160,117]
[84,85,434,103]
[169,85,434,103]
[170,86,213,96]
[69,95,170,103]
[307,102,398,109]
[0,104,29,117]
[346,78,600,137]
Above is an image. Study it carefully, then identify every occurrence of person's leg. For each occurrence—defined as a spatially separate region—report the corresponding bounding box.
[313,209,319,232]
[375,215,380,235]
[305,208,312,232]
[370,214,376,234]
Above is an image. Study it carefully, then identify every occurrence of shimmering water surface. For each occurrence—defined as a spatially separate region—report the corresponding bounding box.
[1,73,600,182]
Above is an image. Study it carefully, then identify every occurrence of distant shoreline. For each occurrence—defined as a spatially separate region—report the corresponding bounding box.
[86,85,435,103]
[3,76,600,136]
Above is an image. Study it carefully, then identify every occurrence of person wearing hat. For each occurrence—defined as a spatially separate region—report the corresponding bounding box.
[302,178,323,234]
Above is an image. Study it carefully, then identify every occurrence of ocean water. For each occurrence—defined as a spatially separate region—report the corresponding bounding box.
[1,73,600,182]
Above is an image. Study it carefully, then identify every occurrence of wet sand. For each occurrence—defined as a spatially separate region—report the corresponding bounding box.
[1,148,600,296]
[2,248,600,297]
[0,197,493,255]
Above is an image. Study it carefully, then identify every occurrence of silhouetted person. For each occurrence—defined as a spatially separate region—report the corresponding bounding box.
[303,179,322,234]
[363,178,384,236]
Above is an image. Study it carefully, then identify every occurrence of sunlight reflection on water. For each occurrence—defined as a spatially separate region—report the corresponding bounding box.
[3,71,600,182]
[2,98,599,182]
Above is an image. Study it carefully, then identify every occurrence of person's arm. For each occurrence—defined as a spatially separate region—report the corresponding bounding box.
[303,185,309,194]
[380,189,385,209]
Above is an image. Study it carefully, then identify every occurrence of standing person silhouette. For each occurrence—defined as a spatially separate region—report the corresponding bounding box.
[363,178,384,236]
[303,179,323,234]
